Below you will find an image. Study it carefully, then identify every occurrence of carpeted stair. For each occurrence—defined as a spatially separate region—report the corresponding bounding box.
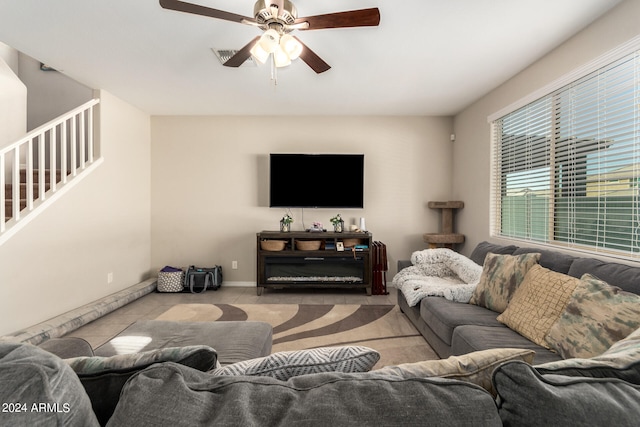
[4,169,62,222]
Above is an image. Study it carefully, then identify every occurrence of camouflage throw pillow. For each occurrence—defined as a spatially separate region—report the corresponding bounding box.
[536,326,640,384]
[497,265,580,348]
[376,347,534,397]
[469,252,541,313]
[544,274,640,359]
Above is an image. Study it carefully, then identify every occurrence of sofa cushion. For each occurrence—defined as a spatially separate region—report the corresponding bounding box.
[494,361,640,426]
[0,342,99,426]
[469,241,518,265]
[497,264,579,348]
[567,257,640,295]
[535,326,640,384]
[67,345,218,425]
[452,325,562,364]
[420,297,503,346]
[210,346,379,380]
[376,347,534,397]
[470,252,541,313]
[545,274,640,359]
[38,337,95,359]
[512,246,576,274]
[109,363,503,426]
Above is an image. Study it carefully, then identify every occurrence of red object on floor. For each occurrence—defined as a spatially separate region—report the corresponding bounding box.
[372,241,389,295]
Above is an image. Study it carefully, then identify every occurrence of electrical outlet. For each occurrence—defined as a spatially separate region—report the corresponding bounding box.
[232,261,238,270]
[107,272,113,284]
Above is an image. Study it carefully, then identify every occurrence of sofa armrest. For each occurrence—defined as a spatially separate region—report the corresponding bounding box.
[398,260,412,272]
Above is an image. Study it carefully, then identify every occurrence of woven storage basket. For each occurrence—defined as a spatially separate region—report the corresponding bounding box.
[296,240,322,250]
[342,238,362,248]
[157,270,184,292]
[260,240,287,251]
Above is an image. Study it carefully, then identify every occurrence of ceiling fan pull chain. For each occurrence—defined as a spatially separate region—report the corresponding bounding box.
[271,54,278,86]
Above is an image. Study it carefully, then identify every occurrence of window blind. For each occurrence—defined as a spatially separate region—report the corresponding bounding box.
[492,50,640,259]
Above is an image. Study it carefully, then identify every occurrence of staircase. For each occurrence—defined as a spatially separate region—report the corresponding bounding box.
[1,99,101,243]
[4,169,62,222]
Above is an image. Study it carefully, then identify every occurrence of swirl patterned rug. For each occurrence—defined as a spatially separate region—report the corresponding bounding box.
[156,304,438,369]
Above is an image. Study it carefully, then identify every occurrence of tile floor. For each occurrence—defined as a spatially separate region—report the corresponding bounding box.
[66,286,399,349]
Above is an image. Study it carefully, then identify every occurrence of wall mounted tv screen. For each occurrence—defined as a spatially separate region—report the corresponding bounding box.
[269,154,364,208]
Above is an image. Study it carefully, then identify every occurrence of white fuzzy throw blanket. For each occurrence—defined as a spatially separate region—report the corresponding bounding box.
[391,248,482,306]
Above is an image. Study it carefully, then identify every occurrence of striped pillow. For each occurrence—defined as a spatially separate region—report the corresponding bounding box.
[210,346,380,380]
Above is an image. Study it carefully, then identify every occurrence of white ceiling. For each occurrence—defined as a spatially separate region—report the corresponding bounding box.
[0,0,623,116]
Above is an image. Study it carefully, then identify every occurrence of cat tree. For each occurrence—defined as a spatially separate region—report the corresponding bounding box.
[423,201,465,250]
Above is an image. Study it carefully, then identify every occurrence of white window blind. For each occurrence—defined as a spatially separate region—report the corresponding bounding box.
[492,49,640,259]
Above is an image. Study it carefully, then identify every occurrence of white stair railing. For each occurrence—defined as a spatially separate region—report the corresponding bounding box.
[0,98,101,242]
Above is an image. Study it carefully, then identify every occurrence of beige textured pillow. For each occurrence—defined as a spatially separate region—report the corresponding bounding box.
[497,264,579,348]
[376,348,535,397]
[544,274,640,359]
[469,252,541,313]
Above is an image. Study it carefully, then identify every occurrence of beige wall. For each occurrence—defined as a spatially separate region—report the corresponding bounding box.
[18,53,93,131]
[452,0,640,259]
[151,116,454,283]
[0,90,151,336]
[0,51,26,148]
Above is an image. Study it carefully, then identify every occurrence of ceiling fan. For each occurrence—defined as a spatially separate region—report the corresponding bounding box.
[159,0,381,74]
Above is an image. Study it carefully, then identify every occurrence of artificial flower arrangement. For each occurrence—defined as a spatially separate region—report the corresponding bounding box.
[280,214,293,232]
[330,214,344,232]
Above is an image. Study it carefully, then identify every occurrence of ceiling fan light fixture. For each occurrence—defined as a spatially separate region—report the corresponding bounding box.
[280,34,302,60]
[250,43,270,64]
[274,45,291,67]
[259,29,279,53]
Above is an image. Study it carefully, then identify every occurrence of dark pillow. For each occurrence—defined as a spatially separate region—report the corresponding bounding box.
[0,342,99,426]
[110,363,503,426]
[567,258,640,295]
[512,247,576,274]
[65,345,217,425]
[494,361,640,426]
[469,241,518,266]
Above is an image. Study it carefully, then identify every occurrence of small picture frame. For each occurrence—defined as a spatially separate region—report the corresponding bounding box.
[336,242,344,252]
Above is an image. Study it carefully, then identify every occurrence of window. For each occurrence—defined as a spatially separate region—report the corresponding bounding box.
[491,48,640,259]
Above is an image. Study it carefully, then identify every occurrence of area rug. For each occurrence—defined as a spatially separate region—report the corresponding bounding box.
[156,304,438,368]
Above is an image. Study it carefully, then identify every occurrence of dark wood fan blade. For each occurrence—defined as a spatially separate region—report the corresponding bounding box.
[295,8,380,30]
[159,0,254,24]
[223,36,261,68]
[294,37,331,74]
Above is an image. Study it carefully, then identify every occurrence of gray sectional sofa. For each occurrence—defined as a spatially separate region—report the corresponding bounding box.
[397,241,640,363]
[2,241,640,426]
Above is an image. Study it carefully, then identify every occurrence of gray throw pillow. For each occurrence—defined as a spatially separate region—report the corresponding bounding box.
[66,345,217,425]
[0,342,99,426]
[210,346,379,380]
[494,361,640,426]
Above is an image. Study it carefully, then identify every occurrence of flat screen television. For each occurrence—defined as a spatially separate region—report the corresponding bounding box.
[269,153,364,208]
